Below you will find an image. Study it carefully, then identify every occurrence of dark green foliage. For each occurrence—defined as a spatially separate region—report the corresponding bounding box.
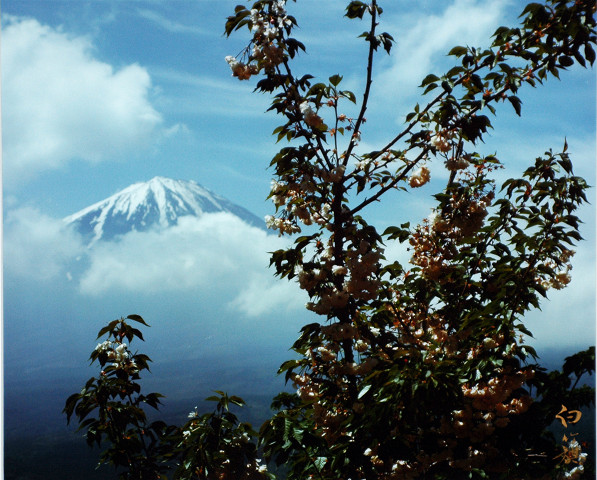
[67,1,596,479]
[64,317,270,480]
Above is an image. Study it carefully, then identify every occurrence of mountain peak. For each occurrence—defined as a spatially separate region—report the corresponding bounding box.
[64,177,264,244]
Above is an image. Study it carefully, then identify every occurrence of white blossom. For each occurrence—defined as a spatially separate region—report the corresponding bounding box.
[188,406,198,418]
[299,101,324,128]
[332,265,348,275]
[409,166,431,188]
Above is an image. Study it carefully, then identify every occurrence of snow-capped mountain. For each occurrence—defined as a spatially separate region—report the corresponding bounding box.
[64,176,264,244]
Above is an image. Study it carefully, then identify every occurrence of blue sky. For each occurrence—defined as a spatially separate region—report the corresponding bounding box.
[2,0,595,369]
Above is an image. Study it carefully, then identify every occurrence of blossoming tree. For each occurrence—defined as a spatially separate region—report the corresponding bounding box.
[66,1,596,479]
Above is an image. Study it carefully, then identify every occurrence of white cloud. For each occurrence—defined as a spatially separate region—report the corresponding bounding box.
[151,67,273,119]
[1,16,164,185]
[3,204,306,319]
[78,213,305,317]
[229,276,307,318]
[374,0,512,118]
[3,207,85,281]
[137,9,208,36]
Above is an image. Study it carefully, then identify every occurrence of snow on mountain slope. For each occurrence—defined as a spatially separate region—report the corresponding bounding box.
[64,176,264,244]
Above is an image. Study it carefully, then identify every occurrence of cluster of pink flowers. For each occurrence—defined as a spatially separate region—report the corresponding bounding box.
[292,327,382,446]
[265,214,301,235]
[450,195,491,237]
[536,249,575,291]
[301,238,382,315]
[225,1,291,80]
[430,130,471,171]
[224,56,257,80]
[409,165,431,188]
[445,155,470,171]
[430,131,453,153]
[268,178,333,231]
[300,101,324,128]
[409,167,495,280]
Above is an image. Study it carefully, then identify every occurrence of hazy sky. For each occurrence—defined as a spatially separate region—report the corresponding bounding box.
[2,0,595,369]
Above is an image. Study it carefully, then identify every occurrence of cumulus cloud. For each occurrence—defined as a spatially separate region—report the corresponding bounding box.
[1,16,164,185]
[3,207,85,281]
[78,213,306,317]
[4,206,306,319]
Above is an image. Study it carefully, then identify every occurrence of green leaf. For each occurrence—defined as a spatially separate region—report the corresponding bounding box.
[558,55,574,67]
[492,25,512,41]
[573,49,587,68]
[383,225,411,243]
[229,395,246,407]
[507,95,522,116]
[563,346,595,379]
[130,327,145,341]
[448,45,468,57]
[126,314,149,326]
[340,90,357,103]
[445,65,465,79]
[423,83,438,95]
[329,74,342,87]
[441,80,453,93]
[278,359,301,374]
[96,319,120,339]
[63,393,81,423]
[405,111,417,122]
[420,74,440,87]
[133,353,152,371]
[379,32,395,54]
[585,44,596,66]
[358,384,372,399]
[286,37,306,59]
[519,2,543,17]
[345,1,368,19]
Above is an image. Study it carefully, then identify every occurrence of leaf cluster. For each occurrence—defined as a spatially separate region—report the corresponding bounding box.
[64,317,269,480]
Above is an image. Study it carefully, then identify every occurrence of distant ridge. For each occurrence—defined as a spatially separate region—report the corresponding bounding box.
[64,176,264,244]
